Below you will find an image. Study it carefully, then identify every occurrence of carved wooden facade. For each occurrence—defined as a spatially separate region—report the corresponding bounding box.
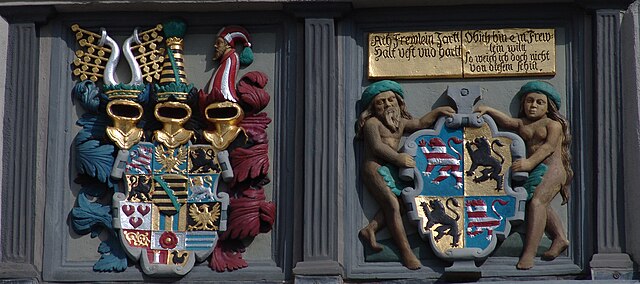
[0,0,638,282]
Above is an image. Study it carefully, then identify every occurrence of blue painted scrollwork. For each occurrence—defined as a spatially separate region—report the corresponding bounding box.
[74,121,115,185]
[70,82,128,272]
[72,80,101,114]
[70,191,128,272]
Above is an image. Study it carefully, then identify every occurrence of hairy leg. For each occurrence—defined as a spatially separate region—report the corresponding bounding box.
[516,197,546,270]
[517,185,560,270]
[359,210,384,252]
[362,163,421,270]
[542,207,569,260]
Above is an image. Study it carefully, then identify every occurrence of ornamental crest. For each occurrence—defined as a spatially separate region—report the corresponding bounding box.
[69,20,275,276]
[114,143,228,275]
[401,86,528,264]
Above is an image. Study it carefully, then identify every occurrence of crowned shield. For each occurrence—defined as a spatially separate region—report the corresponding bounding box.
[69,21,274,277]
[400,86,528,262]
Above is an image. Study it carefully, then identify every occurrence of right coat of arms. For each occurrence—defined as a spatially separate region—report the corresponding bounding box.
[400,86,529,267]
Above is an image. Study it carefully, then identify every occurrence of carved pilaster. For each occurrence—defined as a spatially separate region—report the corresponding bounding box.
[590,9,633,280]
[0,23,39,278]
[292,18,343,276]
[622,0,640,274]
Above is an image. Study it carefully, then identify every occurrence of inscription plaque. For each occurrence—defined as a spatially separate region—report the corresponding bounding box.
[368,31,463,79]
[463,28,555,77]
[368,28,555,79]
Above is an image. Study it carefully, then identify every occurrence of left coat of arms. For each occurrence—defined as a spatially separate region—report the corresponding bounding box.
[69,20,276,276]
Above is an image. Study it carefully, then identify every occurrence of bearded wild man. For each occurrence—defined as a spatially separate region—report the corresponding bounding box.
[356,80,455,270]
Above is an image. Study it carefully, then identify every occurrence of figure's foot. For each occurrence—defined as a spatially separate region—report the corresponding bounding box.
[516,257,534,270]
[542,239,569,261]
[359,227,383,252]
[402,254,422,270]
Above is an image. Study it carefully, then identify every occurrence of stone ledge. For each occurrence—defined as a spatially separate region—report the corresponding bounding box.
[0,263,38,280]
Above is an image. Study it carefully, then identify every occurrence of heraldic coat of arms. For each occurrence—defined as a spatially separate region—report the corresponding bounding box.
[400,86,528,270]
[68,20,276,276]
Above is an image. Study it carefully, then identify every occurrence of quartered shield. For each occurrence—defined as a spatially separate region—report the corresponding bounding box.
[400,86,528,261]
[113,142,229,276]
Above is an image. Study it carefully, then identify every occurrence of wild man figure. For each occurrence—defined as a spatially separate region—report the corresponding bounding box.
[356,80,455,270]
[476,81,572,270]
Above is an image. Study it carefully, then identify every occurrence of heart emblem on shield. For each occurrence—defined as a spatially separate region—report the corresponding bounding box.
[129,217,143,228]
[137,205,150,216]
[122,205,135,217]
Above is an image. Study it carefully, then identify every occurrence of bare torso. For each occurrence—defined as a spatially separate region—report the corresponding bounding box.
[518,117,566,183]
[362,117,406,166]
[519,118,551,152]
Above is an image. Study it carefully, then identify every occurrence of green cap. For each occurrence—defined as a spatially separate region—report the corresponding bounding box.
[516,81,562,109]
[361,80,404,110]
